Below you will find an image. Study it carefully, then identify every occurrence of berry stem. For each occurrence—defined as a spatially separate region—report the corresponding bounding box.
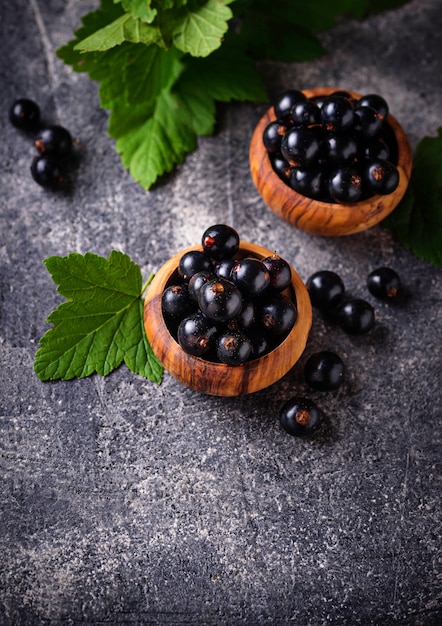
[141,273,155,296]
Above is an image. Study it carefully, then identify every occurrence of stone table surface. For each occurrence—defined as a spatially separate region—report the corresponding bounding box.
[1,1,441,624]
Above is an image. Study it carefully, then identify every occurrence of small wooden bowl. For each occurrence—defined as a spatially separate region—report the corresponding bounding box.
[249,87,413,236]
[144,242,312,396]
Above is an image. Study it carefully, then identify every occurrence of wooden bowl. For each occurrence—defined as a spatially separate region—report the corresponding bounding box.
[249,87,413,236]
[144,242,312,396]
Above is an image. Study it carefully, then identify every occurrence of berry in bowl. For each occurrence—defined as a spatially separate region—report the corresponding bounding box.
[144,225,312,396]
[249,87,413,236]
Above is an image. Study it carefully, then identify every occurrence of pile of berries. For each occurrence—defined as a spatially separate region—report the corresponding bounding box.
[9,98,75,190]
[279,265,401,437]
[161,224,297,366]
[263,89,400,203]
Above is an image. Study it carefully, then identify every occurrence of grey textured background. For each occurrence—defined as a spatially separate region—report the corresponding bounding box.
[1,0,441,624]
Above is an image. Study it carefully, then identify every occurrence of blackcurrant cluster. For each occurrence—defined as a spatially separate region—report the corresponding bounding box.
[161,224,297,366]
[279,266,401,437]
[263,89,400,203]
[9,98,76,191]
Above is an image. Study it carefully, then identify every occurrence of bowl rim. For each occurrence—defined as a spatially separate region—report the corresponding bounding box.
[249,87,413,236]
[144,241,312,396]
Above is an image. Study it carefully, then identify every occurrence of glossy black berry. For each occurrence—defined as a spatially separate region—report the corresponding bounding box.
[30,155,66,190]
[216,331,253,366]
[231,257,270,297]
[290,166,324,199]
[233,300,255,330]
[162,284,194,318]
[9,98,40,131]
[178,250,212,281]
[34,125,73,157]
[263,121,287,153]
[259,294,297,338]
[188,271,215,301]
[357,94,389,120]
[270,153,292,182]
[262,254,292,292]
[329,167,363,203]
[213,258,236,280]
[323,132,358,164]
[289,100,321,126]
[201,224,240,260]
[353,105,383,138]
[367,267,401,299]
[304,351,345,391]
[306,270,345,312]
[320,95,355,131]
[281,126,322,166]
[363,159,399,195]
[177,313,218,357]
[274,89,307,121]
[198,278,243,323]
[279,396,322,436]
[337,298,375,334]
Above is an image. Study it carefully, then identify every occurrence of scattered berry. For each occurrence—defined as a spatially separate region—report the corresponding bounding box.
[9,98,40,131]
[304,351,345,391]
[34,125,73,157]
[306,270,345,312]
[30,155,66,190]
[337,298,375,334]
[367,267,401,299]
[279,397,322,436]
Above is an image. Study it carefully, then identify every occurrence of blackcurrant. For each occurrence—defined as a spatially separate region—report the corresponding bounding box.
[216,331,253,366]
[323,131,358,163]
[289,100,321,126]
[367,267,401,299]
[9,98,40,131]
[30,155,66,190]
[363,159,399,195]
[34,125,73,157]
[306,270,345,312]
[231,257,270,297]
[328,167,363,203]
[263,121,287,153]
[198,278,243,323]
[290,166,324,199]
[304,351,345,391]
[213,258,237,280]
[281,126,321,166]
[178,250,212,281]
[248,331,271,358]
[274,89,307,121]
[320,95,355,131]
[262,254,292,291]
[357,94,389,120]
[270,153,292,182]
[337,298,375,334]
[258,294,297,338]
[162,284,194,318]
[188,271,215,301]
[201,224,240,260]
[177,313,218,357]
[279,396,322,436]
[353,105,383,138]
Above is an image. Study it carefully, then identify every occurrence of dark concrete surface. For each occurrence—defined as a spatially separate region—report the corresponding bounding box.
[1,1,441,624]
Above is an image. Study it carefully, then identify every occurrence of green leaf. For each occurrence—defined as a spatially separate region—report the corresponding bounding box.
[74,13,165,52]
[116,0,158,23]
[34,251,163,382]
[171,0,233,57]
[383,128,442,267]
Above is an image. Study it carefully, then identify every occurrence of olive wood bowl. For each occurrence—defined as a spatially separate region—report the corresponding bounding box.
[249,87,413,236]
[144,241,312,396]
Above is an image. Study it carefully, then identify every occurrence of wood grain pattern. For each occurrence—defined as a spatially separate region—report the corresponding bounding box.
[144,242,312,396]
[249,87,413,236]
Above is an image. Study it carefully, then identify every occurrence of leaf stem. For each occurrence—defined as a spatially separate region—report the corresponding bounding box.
[141,273,155,296]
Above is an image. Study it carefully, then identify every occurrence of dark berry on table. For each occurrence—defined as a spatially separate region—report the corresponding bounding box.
[306,270,345,312]
[357,93,389,120]
[9,98,40,131]
[320,95,355,132]
[363,159,399,195]
[214,258,236,280]
[289,100,321,126]
[188,271,215,301]
[216,331,253,366]
[337,298,375,334]
[201,224,240,260]
[258,294,297,338]
[178,250,212,281]
[274,89,307,122]
[304,351,345,391]
[231,257,270,297]
[328,166,363,203]
[34,125,73,157]
[162,284,194,318]
[279,396,322,436]
[262,254,292,292]
[323,131,358,164]
[290,166,324,200]
[270,153,292,182]
[263,121,287,153]
[367,267,401,299]
[353,105,383,138]
[281,126,321,166]
[198,278,243,323]
[177,313,218,357]
[30,155,66,190]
